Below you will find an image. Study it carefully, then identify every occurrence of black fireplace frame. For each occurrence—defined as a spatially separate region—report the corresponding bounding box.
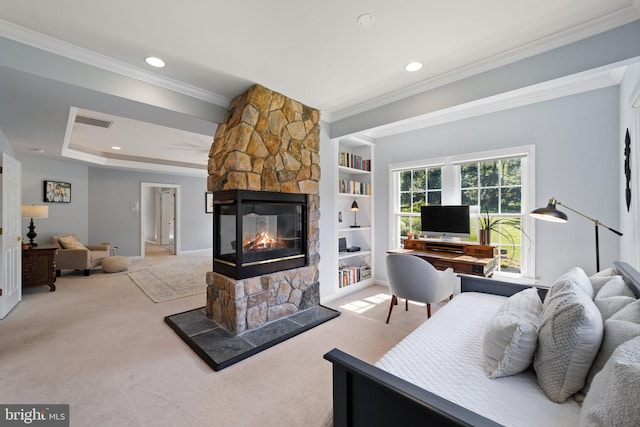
[212,190,308,279]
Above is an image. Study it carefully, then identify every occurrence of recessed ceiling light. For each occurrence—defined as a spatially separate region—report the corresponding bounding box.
[112,146,122,150]
[29,148,45,153]
[356,13,376,27]
[145,56,165,68]
[405,61,423,72]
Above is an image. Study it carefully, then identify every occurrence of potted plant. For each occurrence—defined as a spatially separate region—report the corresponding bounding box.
[477,206,530,247]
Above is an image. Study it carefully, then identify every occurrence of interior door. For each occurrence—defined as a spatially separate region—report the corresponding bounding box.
[161,189,175,254]
[0,153,22,319]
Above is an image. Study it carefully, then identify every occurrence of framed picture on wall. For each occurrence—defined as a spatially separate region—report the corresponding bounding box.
[43,180,71,203]
[205,192,213,213]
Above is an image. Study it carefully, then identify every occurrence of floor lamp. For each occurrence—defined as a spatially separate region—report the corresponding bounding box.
[530,198,622,272]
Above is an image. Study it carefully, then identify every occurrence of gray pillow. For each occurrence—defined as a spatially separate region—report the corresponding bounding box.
[483,287,543,379]
[589,268,616,294]
[534,280,603,403]
[546,267,593,302]
[593,275,636,320]
[580,336,640,426]
[561,266,594,299]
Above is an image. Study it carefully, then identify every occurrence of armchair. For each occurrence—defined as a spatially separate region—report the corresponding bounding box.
[51,234,111,276]
[385,253,455,323]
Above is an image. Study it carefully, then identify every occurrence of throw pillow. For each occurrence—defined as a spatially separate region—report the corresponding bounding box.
[58,235,87,250]
[554,267,594,299]
[533,280,603,403]
[579,336,640,426]
[483,287,543,379]
[593,275,636,320]
[589,268,616,294]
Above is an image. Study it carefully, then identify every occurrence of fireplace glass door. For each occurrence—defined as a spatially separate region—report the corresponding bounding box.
[213,190,307,279]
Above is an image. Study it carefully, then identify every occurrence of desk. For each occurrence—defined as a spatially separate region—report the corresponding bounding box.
[388,239,498,277]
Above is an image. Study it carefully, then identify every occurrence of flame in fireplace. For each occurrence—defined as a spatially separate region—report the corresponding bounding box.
[244,231,280,251]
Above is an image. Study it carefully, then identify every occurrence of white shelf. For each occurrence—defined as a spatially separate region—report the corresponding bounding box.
[338,226,371,232]
[334,136,374,298]
[338,250,372,260]
[338,193,371,198]
[339,165,371,175]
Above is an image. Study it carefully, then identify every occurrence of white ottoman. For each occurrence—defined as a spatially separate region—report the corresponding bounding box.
[102,256,130,273]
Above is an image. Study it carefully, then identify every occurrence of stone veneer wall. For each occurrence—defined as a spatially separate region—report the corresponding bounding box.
[206,84,321,334]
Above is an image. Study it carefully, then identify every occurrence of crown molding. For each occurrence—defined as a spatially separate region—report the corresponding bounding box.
[359,64,627,140]
[330,5,640,122]
[0,19,230,107]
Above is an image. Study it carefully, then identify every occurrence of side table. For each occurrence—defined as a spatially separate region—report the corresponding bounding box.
[22,245,57,292]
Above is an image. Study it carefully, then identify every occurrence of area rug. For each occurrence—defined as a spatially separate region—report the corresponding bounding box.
[127,259,212,303]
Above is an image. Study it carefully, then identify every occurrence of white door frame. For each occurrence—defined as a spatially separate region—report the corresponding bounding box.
[140,182,180,258]
[1,153,22,319]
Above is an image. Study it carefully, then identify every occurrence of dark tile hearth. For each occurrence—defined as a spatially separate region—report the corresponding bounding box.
[165,305,340,371]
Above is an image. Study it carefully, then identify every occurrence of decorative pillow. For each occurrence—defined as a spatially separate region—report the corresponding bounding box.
[593,275,636,320]
[58,235,87,250]
[589,268,616,294]
[533,280,603,403]
[483,287,543,379]
[579,336,640,426]
[556,267,594,299]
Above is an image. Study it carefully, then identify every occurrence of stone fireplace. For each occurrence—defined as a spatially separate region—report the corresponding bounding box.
[206,84,321,335]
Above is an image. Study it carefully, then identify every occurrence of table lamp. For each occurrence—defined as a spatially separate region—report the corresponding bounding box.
[350,200,360,228]
[21,205,49,247]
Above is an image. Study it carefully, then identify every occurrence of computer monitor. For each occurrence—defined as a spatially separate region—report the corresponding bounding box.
[420,205,471,239]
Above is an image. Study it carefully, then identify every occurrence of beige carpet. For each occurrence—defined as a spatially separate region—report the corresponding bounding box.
[127,258,212,302]
[0,250,444,427]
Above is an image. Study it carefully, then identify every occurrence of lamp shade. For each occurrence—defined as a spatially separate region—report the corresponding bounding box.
[351,201,359,211]
[21,205,49,219]
[529,198,567,223]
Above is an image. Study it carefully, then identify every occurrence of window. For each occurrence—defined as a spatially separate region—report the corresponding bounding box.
[397,167,442,242]
[460,158,524,273]
[390,146,534,277]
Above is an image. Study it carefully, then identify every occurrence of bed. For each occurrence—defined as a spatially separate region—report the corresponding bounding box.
[324,261,640,426]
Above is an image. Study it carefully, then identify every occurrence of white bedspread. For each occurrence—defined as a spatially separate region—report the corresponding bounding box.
[376,292,581,427]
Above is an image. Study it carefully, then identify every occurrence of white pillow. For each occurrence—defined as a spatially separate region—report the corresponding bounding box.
[534,280,603,403]
[556,267,594,299]
[483,287,543,379]
[58,234,87,250]
[593,275,636,320]
[589,268,616,294]
[580,336,640,426]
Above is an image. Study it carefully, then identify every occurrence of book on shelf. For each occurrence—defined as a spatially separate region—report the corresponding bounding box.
[339,179,371,195]
[338,265,372,288]
[339,152,370,171]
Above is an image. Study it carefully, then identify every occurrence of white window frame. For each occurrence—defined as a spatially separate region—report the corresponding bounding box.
[389,145,536,278]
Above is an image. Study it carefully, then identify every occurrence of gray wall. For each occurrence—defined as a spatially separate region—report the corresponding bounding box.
[16,152,211,256]
[88,168,211,256]
[374,87,620,284]
[18,153,90,244]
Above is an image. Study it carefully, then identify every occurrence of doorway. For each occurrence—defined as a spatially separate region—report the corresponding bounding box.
[140,182,180,259]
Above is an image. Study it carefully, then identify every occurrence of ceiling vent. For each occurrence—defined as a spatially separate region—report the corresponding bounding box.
[74,115,113,129]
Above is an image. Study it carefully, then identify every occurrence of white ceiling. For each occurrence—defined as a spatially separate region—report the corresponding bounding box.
[0,0,639,173]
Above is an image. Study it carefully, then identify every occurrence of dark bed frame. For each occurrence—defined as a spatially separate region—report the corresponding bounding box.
[324,261,640,427]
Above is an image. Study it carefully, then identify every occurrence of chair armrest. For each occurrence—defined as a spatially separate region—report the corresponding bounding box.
[55,248,90,269]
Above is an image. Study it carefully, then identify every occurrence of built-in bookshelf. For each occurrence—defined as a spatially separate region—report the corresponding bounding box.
[335,136,374,292]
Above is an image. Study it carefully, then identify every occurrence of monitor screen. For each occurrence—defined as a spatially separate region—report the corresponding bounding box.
[420,205,470,239]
